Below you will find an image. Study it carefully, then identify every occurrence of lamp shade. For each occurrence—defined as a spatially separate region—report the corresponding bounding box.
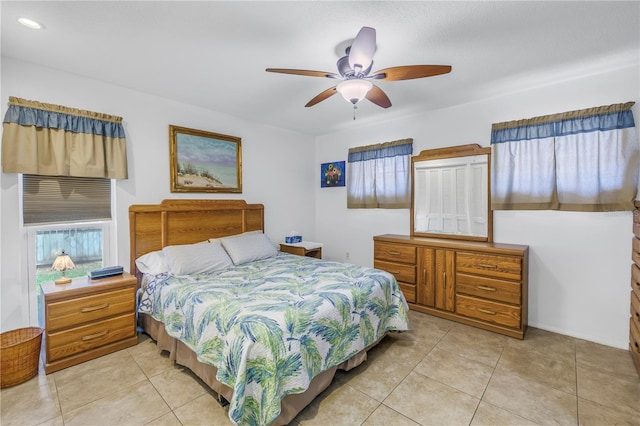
[336,79,373,105]
[52,250,75,284]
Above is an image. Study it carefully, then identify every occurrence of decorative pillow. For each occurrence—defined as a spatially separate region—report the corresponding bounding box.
[221,232,278,265]
[208,230,263,244]
[135,250,169,275]
[162,241,233,275]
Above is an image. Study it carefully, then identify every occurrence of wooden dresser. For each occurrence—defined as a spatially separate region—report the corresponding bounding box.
[630,203,640,375]
[374,234,529,339]
[38,273,138,373]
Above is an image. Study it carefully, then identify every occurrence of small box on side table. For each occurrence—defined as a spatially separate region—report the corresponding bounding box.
[38,273,138,374]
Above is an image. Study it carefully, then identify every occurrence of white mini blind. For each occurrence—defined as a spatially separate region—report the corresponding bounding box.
[23,175,112,225]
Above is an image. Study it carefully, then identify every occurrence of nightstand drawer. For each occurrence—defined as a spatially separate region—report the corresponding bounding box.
[456,273,521,305]
[47,313,136,361]
[374,242,416,264]
[47,288,135,330]
[456,294,521,328]
[456,252,522,281]
[374,260,416,284]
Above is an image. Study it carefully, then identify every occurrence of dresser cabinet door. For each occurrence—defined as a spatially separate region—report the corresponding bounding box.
[417,248,454,312]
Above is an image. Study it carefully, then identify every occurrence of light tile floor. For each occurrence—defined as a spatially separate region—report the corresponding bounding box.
[2,310,639,426]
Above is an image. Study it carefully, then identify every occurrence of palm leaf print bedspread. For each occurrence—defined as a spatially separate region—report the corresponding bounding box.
[139,253,410,425]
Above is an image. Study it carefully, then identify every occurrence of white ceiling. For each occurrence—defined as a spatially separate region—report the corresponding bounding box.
[2,1,639,137]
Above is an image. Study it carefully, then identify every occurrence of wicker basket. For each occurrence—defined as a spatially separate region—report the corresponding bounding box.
[0,327,43,388]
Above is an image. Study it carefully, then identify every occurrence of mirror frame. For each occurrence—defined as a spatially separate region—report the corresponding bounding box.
[410,144,493,242]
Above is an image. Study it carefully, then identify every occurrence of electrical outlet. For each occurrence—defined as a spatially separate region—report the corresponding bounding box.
[345,252,350,261]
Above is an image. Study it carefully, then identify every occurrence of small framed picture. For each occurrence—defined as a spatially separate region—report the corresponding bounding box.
[321,161,345,187]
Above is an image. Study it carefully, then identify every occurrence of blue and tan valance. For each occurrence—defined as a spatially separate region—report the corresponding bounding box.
[2,96,128,179]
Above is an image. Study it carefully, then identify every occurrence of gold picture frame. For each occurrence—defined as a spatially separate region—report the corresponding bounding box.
[169,125,242,193]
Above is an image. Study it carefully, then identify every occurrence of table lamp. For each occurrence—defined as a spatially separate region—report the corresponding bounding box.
[52,250,75,284]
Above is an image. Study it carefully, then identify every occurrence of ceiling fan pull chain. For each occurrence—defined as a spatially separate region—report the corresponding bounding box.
[353,104,357,120]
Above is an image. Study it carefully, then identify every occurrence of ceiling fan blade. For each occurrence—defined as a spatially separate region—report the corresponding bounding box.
[370,65,452,81]
[366,85,392,108]
[266,68,339,79]
[305,86,337,107]
[348,27,376,72]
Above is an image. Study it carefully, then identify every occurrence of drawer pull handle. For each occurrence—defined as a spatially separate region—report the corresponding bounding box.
[81,330,109,341]
[81,303,110,313]
[390,270,401,275]
[477,285,497,292]
[478,308,497,315]
[387,250,402,256]
[477,263,498,269]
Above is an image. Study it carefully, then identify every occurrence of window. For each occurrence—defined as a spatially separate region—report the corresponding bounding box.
[347,138,413,208]
[26,223,111,286]
[491,102,638,211]
[21,175,113,322]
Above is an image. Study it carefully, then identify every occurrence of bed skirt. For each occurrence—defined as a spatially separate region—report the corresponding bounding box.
[140,313,372,425]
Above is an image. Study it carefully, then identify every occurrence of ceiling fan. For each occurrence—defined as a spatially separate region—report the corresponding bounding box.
[266,26,452,113]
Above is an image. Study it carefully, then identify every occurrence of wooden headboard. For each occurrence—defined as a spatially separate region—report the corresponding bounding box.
[129,199,264,281]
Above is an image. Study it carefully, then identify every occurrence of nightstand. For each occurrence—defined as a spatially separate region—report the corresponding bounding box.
[280,242,323,259]
[38,272,138,374]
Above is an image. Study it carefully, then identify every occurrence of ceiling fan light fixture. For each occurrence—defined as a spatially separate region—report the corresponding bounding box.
[336,79,373,105]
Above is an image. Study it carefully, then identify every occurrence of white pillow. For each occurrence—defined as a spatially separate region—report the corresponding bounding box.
[208,230,263,244]
[162,241,233,275]
[221,232,278,265]
[135,250,169,275]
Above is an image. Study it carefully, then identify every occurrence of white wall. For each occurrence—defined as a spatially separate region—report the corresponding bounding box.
[0,57,316,332]
[315,64,640,349]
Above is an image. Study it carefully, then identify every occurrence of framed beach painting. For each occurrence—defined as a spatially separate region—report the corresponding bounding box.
[321,161,345,187]
[169,125,242,193]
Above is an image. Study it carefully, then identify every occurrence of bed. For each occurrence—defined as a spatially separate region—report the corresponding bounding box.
[129,199,410,425]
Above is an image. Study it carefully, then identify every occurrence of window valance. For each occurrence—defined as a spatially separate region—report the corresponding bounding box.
[491,102,638,211]
[2,96,128,179]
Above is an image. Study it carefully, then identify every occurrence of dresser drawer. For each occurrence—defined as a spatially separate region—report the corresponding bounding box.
[47,313,136,362]
[456,273,521,305]
[374,260,416,284]
[47,288,135,331]
[631,291,640,332]
[374,242,416,264]
[456,294,521,328]
[632,264,640,299]
[456,252,522,281]
[631,317,640,357]
[398,282,416,304]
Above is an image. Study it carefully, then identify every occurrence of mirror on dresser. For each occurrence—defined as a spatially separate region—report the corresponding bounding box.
[411,144,492,242]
